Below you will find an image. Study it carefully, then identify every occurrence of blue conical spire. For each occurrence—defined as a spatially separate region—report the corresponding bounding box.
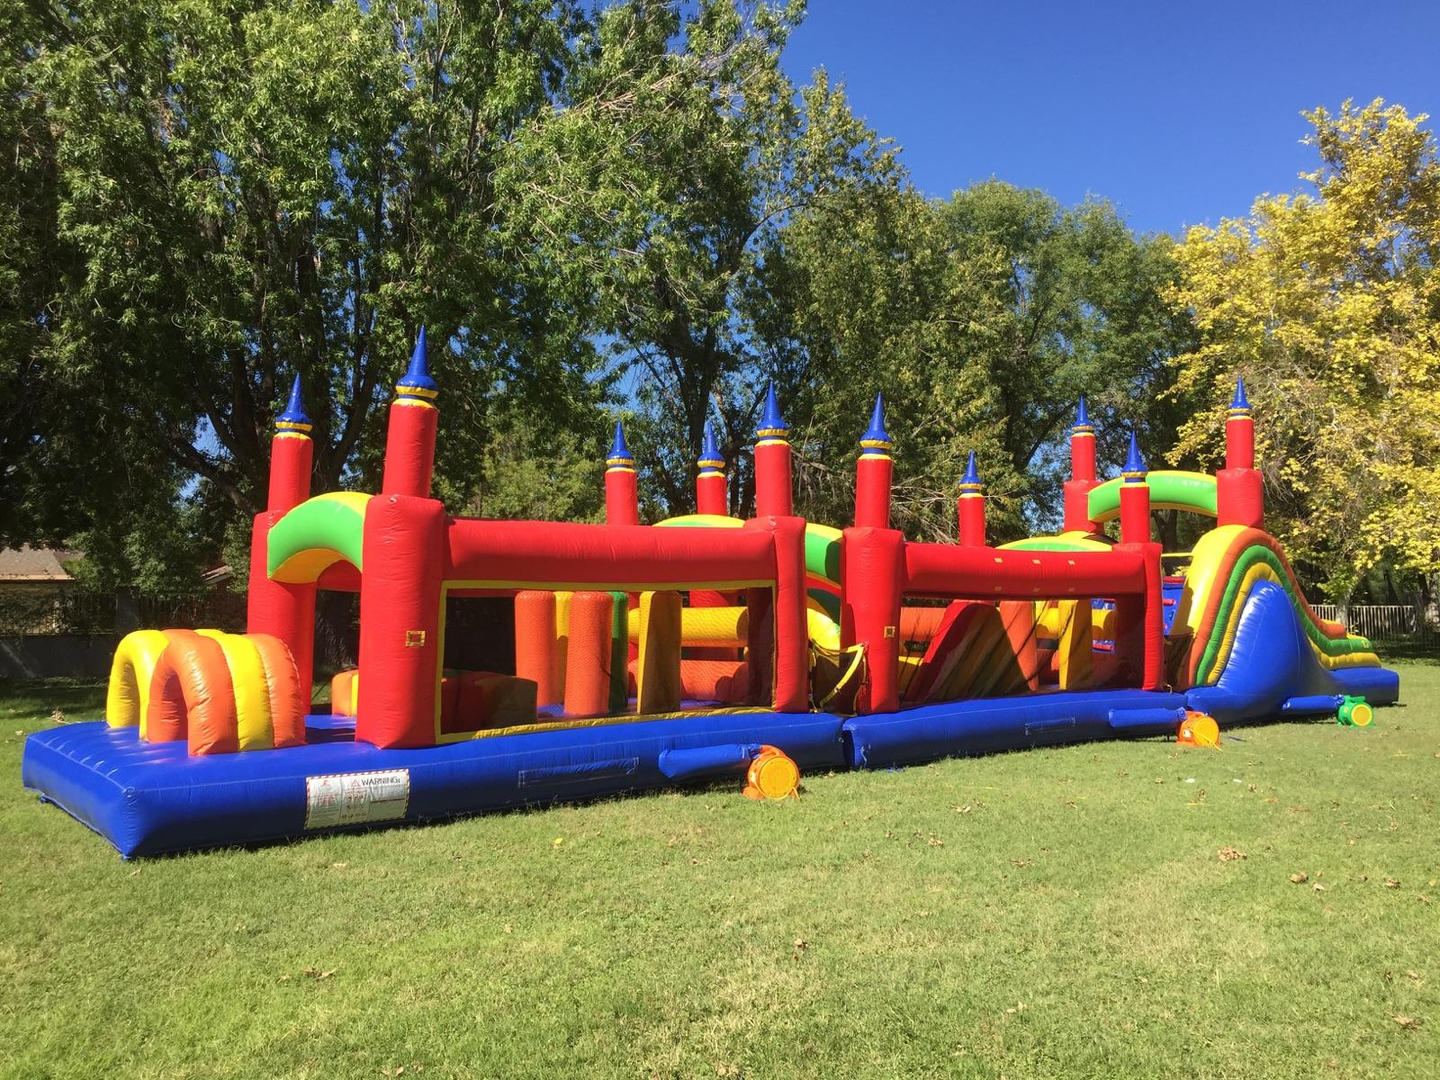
[698,421,724,474]
[859,393,892,456]
[276,374,312,433]
[959,450,982,492]
[395,326,438,402]
[1122,430,1147,482]
[1073,396,1093,433]
[1228,376,1251,416]
[606,420,634,469]
[756,383,789,440]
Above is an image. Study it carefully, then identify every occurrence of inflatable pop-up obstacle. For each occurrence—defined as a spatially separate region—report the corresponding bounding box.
[21,336,1399,855]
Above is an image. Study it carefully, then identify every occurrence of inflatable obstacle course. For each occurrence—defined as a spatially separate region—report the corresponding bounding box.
[22,347,1400,856]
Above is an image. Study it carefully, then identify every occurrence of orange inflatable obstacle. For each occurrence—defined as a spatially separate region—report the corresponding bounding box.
[108,628,305,754]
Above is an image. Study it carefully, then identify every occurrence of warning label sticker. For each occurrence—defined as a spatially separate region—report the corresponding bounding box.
[304,769,410,830]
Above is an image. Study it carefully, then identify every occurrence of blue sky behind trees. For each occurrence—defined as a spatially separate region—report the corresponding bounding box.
[782,0,1440,235]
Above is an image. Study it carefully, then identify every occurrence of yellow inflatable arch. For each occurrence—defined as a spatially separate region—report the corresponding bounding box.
[106,629,171,738]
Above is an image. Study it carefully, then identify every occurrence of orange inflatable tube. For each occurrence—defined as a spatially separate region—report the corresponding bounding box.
[250,633,306,749]
[146,630,239,755]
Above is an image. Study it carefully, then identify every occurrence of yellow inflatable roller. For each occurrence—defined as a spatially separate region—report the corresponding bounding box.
[624,603,843,652]
[1034,603,1115,640]
[106,629,172,738]
[627,605,748,647]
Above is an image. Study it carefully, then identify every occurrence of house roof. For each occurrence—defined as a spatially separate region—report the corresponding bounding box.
[0,546,76,582]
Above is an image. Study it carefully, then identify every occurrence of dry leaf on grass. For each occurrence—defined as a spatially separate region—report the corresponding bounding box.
[1218,846,1246,862]
[1289,872,1309,884]
[1390,1014,1421,1030]
[302,966,335,980]
[1385,878,1401,888]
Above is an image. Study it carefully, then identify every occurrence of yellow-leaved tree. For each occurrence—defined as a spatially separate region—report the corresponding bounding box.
[1168,100,1440,602]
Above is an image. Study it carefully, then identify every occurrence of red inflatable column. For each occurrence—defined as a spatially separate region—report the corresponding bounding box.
[247,375,317,701]
[1114,433,1164,690]
[358,330,447,748]
[854,393,893,530]
[605,421,640,526]
[1062,398,1101,534]
[1216,377,1264,528]
[691,423,731,636]
[744,516,809,712]
[355,494,447,748]
[840,526,904,714]
[1139,543,1165,691]
[381,328,439,499]
[956,451,986,546]
[753,384,793,518]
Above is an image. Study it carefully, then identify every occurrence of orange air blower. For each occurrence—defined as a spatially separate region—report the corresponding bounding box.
[743,745,801,800]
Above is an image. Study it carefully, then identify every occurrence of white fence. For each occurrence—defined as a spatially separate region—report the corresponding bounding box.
[1311,604,1438,649]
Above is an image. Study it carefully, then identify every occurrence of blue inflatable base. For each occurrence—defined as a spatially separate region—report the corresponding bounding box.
[20,578,1401,857]
[21,711,847,858]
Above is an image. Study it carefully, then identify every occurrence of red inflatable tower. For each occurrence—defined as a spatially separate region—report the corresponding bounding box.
[246,375,317,699]
[695,421,728,517]
[605,422,640,526]
[854,394,893,530]
[1063,398,1101,534]
[381,327,439,498]
[1217,378,1263,528]
[754,384,793,518]
[956,451,986,546]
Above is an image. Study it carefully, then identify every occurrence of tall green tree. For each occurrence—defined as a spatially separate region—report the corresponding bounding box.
[498,0,897,516]
[755,180,1192,540]
[1168,100,1440,601]
[11,0,608,583]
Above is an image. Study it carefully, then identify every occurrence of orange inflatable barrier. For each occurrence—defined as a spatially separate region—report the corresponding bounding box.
[147,630,239,755]
[251,633,306,749]
[118,628,307,755]
[515,591,560,706]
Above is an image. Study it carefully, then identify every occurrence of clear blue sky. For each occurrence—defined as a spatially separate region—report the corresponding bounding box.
[781,1,1440,236]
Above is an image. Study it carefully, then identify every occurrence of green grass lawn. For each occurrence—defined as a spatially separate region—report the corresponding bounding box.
[1,666,1437,1080]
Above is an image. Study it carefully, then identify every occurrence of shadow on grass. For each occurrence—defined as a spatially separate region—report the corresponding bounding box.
[0,677,106,719]
[1373,639,1440,665]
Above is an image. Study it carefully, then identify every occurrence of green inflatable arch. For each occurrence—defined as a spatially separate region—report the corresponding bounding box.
[1086,470,1216,524]
[267,492,371,582]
